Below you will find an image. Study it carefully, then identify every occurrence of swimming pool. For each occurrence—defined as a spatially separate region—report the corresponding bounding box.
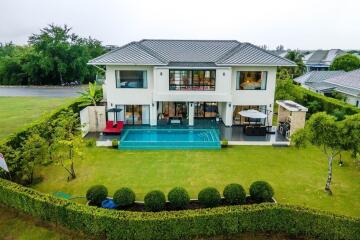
[119,128,221,150]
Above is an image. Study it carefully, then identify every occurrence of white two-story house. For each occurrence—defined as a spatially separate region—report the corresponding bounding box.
[89,39,295,127]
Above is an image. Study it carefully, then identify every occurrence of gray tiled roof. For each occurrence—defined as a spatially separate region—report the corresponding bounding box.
[324,69,360,95]
[303,49,345,66]
[216,43,295,66]
[294,71,345,84]
[88,42,166,65]
[89,39,296,67]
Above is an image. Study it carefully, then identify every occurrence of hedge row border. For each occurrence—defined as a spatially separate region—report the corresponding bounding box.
[0,178,359,240]
[294,85,360,116]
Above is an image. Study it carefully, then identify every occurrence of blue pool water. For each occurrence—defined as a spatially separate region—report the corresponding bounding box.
[119,128,220,150]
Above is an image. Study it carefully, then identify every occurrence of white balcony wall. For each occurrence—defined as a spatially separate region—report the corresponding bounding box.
[231,66,277,124]
[105,65,154,108]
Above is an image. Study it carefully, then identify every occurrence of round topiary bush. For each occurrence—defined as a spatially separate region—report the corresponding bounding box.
[113,187,136,207]
[249,181,274,203]
[86,185,108,205]
[144,190,166,212]
[167,187,190,209]
[198,187,221,208]
[223,183,246,205]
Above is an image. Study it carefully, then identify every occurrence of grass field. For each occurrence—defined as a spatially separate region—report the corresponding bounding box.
[34,145,360,217]
[0,97,74,139]
[0,205,90,240]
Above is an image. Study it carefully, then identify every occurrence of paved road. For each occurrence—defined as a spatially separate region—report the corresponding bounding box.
[0,86,84,97]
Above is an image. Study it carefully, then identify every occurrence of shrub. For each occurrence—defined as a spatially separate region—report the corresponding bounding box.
[144,190,166,212]
[86,185,108,205]
[112,139,118,148]
[249,181,274,203]
[167,187,190,209]
[0,178,359,240]
[198,187,221,208]
[113,187,136,207]
[223,183,246,205]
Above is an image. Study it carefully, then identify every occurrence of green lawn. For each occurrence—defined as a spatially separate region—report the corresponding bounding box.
[0,205,89,240]
[0,97,74,139]
[34,145,360,217]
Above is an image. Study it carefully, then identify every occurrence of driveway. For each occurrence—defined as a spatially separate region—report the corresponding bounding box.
[0,86,84,98]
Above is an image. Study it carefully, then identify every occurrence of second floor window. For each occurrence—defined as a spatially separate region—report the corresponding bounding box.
[236,71,267,90]
[115,70,147,88]
[169,70,216,91]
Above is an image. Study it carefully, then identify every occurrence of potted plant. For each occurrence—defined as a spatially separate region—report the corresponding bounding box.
[221,139,228,148]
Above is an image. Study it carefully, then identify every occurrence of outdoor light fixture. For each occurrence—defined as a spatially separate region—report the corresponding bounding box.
[160,72,163,76]
[223,72,225,76]
[152,103,155,107]
[228,103,231,107]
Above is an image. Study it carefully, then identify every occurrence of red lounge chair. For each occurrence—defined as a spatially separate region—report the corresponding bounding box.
[103,121,124,134]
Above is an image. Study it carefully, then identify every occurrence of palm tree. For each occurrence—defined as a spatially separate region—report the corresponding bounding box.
[79,81,102,107]
[79,82,103,130]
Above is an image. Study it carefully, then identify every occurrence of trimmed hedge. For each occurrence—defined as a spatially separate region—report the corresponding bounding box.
[0,178,359,240]
[294,85,360,117]
[198,187,221,208]
[223,183,246,205]
[0,98,85,181]
[144,190,166,212]
[0,179,360,240]
[113,187,135,207]
[249,181,274,203]
[86,185,108,205]
[167,187,190,209]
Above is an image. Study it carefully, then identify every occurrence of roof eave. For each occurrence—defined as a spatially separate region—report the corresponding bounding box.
[215,63,297,67]
[87,62,167,66]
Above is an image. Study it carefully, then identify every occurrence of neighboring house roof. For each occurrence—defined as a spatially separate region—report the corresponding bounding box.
[324,69,360,96]
[293,71,345,85]
[89,39,296,67]
[303,49,344,67]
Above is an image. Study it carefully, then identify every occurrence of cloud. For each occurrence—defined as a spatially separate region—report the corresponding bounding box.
[1,0,359,49]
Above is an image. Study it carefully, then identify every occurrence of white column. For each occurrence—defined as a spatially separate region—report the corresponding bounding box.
[224,102,233,127]
[267,103,274,127]
[150,102,157,126]
[188,102,194,126]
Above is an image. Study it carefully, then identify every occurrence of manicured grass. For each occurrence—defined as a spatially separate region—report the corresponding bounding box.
[0,205,89,240]
[0,97,74,139]
[34,145,360,217]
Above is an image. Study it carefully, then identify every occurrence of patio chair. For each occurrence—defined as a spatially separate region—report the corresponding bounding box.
[103,120,124,134]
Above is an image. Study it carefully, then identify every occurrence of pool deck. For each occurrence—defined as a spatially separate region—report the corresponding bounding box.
[86,119,289,147]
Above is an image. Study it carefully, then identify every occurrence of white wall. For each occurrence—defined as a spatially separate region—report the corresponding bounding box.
[346,95,360,108]
[105,65,154,107]
[231,66,277,124]
[105,65,278,126]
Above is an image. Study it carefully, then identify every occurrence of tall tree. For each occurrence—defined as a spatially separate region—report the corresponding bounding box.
[341,114,360,165]
[292,112,344,194]
[20,132,48,184]
[330,54,360,72]
[285,51,306,77]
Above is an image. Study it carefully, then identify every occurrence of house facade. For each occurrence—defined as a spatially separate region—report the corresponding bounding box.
[303,49,344,72]
[89,40,296,127]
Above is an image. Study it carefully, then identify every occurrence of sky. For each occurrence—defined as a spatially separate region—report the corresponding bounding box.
[1,0,359,50]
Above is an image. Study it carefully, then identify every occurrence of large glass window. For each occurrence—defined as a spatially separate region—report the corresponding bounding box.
[236,71,267,90]
[169,70,215,91]
[115,70,147,88]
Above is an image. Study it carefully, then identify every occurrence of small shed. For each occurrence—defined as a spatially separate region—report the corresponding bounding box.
[276,100,308,138]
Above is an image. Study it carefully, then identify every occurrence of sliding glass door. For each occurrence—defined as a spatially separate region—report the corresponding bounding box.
[116,104,150,125]
[194,102,218,118]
